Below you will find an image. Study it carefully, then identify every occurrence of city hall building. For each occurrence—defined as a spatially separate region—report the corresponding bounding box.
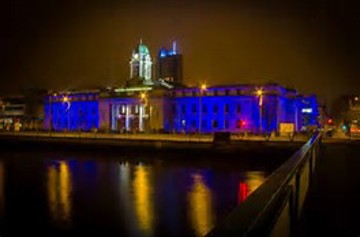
[44,41,319,134]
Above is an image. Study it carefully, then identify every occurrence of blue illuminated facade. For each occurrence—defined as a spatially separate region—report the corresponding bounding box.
[44,91,99,131]
[43,85,318,134]
[163,84,318,134]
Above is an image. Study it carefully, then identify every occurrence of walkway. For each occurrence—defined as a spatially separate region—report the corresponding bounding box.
[0,131,310,143]
[300,141,360,237]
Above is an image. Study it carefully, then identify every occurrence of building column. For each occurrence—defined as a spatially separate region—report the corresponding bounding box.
[276,97,280,132]
[125,104,130,132]
[139,104,144,132]
[110,104,115,131]
[295,102,299,132]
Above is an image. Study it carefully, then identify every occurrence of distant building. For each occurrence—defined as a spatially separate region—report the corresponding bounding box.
[165,84,318,134]
[349,96,360,134]
[0,96,26,130]
[44,90,99,131]
[128,39,153,86]
[0,90,44,131]
[297,95,319,131]
[43,40,319,134]
[331,95,360,135]
[43,84,318,134]
[157,41,183,85]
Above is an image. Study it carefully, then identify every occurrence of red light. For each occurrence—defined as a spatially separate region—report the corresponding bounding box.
[327,118,333,124]
[239,120,246,127]
[238,182,249,203]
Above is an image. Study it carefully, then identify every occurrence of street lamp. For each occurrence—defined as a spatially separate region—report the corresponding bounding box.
[140,92,147,104]
[139,92,148,132]
[62,95,71,131]
[256,88,263,133]
[199,83,207,134]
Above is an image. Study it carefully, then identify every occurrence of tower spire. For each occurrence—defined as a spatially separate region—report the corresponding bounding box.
[140,38,143,44]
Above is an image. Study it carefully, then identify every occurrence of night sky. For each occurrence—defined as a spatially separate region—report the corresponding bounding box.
[1,0,359,107]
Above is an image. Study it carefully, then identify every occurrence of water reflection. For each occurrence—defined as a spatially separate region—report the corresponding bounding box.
[245,171,266,194]
[0,151,272,236]
[47,160,73,227]
[132,164,154,236]
[188,173,214,237]
[238,171,266,204]
[238,182,249,203]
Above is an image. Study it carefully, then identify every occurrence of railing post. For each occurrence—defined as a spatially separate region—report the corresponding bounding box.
[294,171,301,222]
[289,185,297,237]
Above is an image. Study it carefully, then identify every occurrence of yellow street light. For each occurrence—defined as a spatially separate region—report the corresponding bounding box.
[200,83,207,92]
[256,88,264,133]
[140,92,147,100]
[62,95,71,131]
[256,89,263,97]
[199,83,207,135]
[63,96,69,103]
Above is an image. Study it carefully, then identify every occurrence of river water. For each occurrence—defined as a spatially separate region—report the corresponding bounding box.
[0,150,283,237]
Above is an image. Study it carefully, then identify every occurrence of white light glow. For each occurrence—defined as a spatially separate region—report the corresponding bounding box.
[301,108,313,113]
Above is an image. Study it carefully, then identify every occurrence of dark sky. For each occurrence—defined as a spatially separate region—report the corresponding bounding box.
[1,0,359,105]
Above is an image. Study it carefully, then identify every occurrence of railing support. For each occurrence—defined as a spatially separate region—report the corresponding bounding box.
[208,133,321,237]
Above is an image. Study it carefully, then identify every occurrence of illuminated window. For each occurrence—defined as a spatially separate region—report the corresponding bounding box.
[192,91,196,97]
[202,105,207,113]
[181,105,186,114]
[213,105,218,114]
[214,90,218,96]
[212,120,218,128]
[181,120,186,127]
[192,104,197,113]
[237,104,241,113]
[202,119,207,128]
[224,104,229,113]
[92,106,97,115]
[191,120,196,128]
[225,120,229,129]
[225,89,230,96]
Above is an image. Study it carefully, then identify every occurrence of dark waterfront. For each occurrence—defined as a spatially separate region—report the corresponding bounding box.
[0,149,293,237]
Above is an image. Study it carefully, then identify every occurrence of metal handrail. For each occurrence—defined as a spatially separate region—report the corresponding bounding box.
[208,132,321,237]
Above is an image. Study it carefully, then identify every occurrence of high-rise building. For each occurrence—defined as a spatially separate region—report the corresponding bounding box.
[157,41,183,85]
[129,39,153,86]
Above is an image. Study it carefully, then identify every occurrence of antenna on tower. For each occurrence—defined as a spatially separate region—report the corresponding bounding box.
[172,40,177,54]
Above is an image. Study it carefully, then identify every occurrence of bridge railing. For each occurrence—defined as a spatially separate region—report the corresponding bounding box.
[208,132,321,237]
